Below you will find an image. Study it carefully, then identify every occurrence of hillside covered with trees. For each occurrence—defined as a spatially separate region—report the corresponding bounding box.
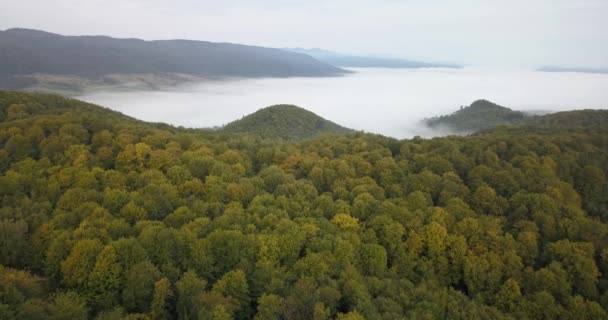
[1,91,608,319]
[221,105,354,140]
[425,100,527,133]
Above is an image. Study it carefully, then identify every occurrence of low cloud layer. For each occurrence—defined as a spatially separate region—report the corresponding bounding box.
[77,67,608,139]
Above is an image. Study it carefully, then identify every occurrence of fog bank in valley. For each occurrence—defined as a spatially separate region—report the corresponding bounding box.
[78,67,608,139]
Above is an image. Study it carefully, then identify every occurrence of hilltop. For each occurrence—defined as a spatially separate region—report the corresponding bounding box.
[424,99,526,133]
[221,104,355,140]
[0,28,347,92]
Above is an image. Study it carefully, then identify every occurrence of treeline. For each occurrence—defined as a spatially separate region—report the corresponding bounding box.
[1,91,608,319]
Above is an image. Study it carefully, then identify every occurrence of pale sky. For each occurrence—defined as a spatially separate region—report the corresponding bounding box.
[1,0,607,68]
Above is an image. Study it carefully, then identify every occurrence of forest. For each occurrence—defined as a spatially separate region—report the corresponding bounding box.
[1,91,608,319]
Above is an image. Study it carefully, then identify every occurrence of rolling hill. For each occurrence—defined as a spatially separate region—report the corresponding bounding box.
[221,105,355,140]
[0,91,354,141]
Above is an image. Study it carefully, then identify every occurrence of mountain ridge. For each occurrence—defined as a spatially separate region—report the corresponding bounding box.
[538,65,608,74]
[0,28,348,92]
[286,47,461,69]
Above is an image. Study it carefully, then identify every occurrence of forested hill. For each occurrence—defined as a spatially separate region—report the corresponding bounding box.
[425,100,526,133]
[0,28,347,90]
[425,99,608,134]
[1,91,608,319]
[221,105,354,140]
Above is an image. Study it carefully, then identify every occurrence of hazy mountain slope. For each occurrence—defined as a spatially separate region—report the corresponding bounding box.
[424,99,526,133]
[0,28,347,90]
[221,105,354,140]
[286,48,460,69]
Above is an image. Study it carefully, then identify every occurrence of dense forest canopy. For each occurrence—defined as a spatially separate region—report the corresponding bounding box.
[1,91,608,319]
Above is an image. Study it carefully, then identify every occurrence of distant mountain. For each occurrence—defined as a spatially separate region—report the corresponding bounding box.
[538,66,608,74]
[221,105,354,140]
[286,48,461,69]
[0,28,347,91]
[424,100,526,133]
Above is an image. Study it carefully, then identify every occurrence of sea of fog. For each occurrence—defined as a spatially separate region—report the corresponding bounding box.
[77,67,608,139]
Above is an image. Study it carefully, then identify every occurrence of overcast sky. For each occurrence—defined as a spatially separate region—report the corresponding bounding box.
[1,0,607,68]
